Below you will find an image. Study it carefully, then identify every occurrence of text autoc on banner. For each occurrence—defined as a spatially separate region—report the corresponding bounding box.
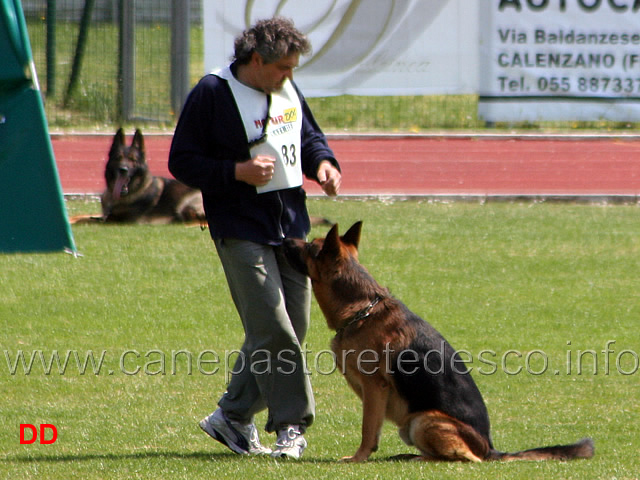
[498,0,640,12]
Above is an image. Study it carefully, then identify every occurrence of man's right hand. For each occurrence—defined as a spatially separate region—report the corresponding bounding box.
[235,155,276,187]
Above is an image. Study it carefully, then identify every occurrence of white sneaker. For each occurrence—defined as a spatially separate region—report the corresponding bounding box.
[199,408,272,455]
[271,425,307,459]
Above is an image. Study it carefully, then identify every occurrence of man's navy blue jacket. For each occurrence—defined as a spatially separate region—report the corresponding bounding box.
[169,66,339,245]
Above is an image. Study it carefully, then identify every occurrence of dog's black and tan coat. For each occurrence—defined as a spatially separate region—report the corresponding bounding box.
[284,222,594,463]
[100,129,205,224]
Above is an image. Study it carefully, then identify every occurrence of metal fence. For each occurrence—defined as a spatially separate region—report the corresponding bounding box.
[25,0,203,129]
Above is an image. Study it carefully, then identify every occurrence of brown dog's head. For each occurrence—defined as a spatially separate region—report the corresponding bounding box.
[105,128,148,201]
[285,221,388,330]
[284,221,362,281]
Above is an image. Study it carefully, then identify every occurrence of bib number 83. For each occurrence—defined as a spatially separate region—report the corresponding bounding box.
[281,144,297,166]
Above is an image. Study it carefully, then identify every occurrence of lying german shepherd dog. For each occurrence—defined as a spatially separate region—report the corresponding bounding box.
[71,129,330,227]
[100,128,205,224]
[284,222,594,463]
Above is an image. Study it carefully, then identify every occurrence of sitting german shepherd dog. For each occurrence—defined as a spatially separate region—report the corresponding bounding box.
[101,129,205,224]
[284,222,594,463]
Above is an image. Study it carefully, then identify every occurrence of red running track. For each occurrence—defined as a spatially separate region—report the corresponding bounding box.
[51,134,640,197]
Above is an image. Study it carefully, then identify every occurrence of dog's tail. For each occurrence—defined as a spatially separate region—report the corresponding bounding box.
[488,437,594,461]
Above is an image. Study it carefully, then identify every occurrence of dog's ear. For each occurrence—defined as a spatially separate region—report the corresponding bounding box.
[109,128,125,157]
[321,223,341,257]
[341,221,362,250]
[131,129,146,159]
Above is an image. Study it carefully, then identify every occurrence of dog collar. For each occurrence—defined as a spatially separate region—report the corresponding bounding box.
[336,295,383,336]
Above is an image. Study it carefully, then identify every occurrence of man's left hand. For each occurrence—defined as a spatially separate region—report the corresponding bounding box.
[317,161,341,197]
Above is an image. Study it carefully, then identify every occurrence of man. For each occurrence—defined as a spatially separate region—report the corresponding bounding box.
[168,17,341,459]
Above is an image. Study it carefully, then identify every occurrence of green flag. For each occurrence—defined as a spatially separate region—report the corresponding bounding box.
[0,0,76,253]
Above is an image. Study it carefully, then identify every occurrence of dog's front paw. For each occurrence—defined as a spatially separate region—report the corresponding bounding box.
[340,454,368,463]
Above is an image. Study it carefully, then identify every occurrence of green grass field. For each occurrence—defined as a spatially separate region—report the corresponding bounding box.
[2,198,639,479]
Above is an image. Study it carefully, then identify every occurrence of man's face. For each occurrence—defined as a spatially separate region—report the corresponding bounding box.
[251,52,300,93]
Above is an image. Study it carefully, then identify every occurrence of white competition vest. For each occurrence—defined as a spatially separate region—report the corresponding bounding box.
[214,66,303,194]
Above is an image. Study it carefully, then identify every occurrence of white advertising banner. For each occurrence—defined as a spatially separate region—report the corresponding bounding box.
[479,0,640,122]
[203,0,478,97]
